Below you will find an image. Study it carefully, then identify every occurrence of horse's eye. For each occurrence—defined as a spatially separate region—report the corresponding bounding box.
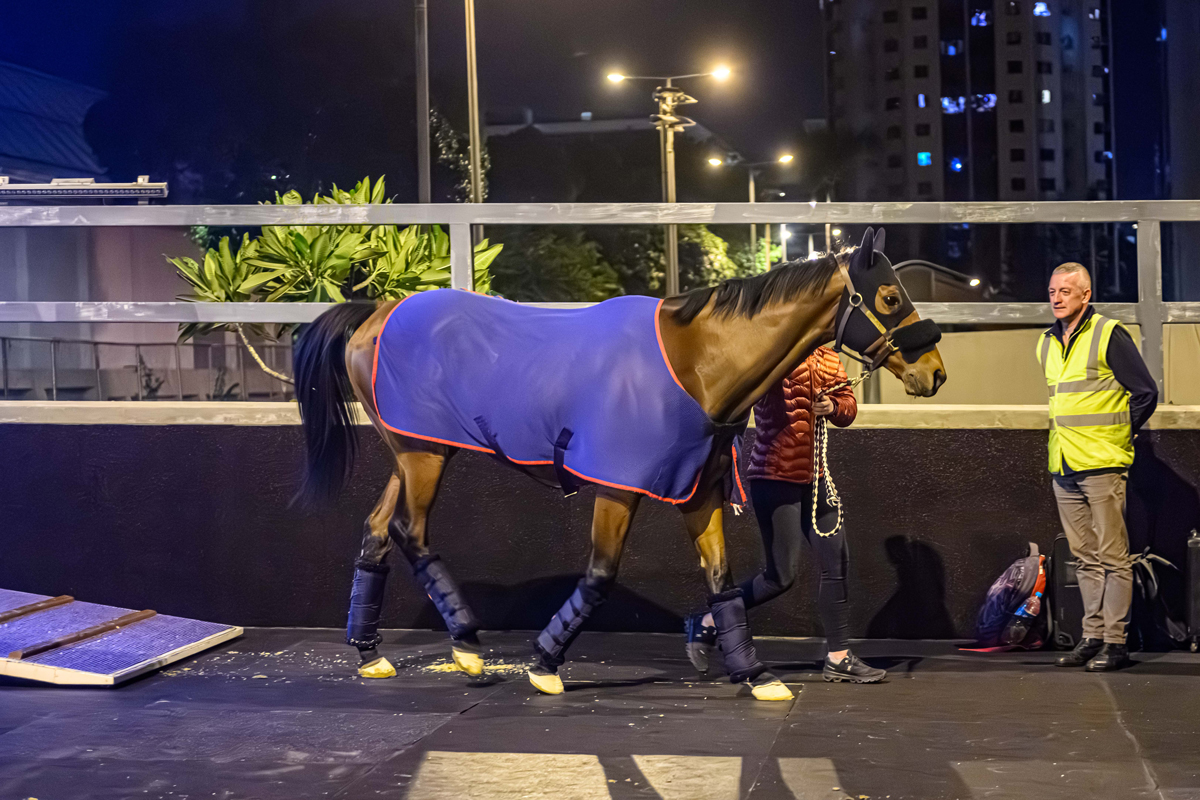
[885,295,900,307]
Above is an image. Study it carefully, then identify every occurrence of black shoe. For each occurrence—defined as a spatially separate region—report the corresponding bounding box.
[1055,637,1104,667]
[1086,643,1130,672]
[684,612,718,675]
[823,652,887,684]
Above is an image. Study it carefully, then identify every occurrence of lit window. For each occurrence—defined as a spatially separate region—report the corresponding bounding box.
[950,157,964,172]
[917,93,927,108]
[1160,26,1167,41]
[917,151,933,166]
[947,43,958,56]
[942,96,966,114]
[1041,89,1052,103]
[971,10,990,26]
[1034,2,1050,16]
[1088,8,1100,19]
[972,93,998,111]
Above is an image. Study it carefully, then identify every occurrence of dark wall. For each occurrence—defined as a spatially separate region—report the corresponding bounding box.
[1,424,1197,639]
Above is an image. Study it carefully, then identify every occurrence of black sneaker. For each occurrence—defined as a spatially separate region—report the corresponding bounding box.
[684,612,717,676]
[1055,637,1104,667]
[823,652,887,684]
[1085,643,1130,672]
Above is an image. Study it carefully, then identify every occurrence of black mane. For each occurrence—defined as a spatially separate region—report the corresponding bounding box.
[671,252,842,324]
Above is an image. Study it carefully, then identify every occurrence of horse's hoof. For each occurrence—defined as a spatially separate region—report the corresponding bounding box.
[528,668,564,695]
[358,657,397,679]
[749,678,794,702]
[453,647,484,676]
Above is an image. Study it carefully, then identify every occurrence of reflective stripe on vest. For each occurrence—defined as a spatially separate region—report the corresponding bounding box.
[1036,313,1133,473]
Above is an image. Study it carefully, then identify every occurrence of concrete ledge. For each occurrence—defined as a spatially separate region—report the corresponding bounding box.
[2,401,1199,429]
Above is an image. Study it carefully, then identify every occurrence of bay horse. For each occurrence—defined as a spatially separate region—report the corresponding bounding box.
[293,227,945,701]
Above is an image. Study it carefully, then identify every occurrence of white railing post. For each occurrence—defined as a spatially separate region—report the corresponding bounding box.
[1136,220,1165,399]
[449,223,474,291]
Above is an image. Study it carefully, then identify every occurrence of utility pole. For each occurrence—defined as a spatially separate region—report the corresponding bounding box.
[464,0,484,205]
[748,169,757,269]
[415,0,431,203]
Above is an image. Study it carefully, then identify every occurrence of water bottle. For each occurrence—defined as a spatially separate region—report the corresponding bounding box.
[1003,591,1043,645]
[1188,529,1200,652]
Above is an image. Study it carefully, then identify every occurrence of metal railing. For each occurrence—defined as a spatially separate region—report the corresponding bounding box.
[2,200,1199,393]
[0,335,293,402]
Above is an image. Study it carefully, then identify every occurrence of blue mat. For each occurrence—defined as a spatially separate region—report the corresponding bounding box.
[0,588,240,685]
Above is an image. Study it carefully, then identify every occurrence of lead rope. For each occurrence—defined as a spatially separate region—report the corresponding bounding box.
[811,370,872,538]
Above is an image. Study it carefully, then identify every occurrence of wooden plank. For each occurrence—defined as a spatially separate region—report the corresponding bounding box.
[0,595,73,624]
[9,609,156,660]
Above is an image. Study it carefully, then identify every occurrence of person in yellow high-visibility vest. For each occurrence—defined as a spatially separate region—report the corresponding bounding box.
[1038,263,1157,671]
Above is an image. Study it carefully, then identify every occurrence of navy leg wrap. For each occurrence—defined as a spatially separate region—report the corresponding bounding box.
[534,579,606,670]
[709,588,767,683]
[413,554,480,640]
[347,561,389,652]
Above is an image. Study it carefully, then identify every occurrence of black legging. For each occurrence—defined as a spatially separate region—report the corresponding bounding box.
[738,478,851,652]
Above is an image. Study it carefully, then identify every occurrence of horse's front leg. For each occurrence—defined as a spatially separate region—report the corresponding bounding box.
[682,486,794,702]
[528,487,640,695]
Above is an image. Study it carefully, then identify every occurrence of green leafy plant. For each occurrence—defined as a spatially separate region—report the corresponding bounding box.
[169,176,502,383]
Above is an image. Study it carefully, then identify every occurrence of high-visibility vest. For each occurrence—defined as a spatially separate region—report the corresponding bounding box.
[1036,312,1134,474]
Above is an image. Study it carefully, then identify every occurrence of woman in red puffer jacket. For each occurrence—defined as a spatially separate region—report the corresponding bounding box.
[685,346,887,684]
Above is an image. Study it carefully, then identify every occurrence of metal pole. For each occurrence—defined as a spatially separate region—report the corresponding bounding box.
[665,120,680,296]
[825,190,832,252]
[963,0,975,201]
[135,345,143,402]
[1136,219,1165,398]
[239,340,249,401]
[780,225,788,262]
[449,223,474,290]
[748,171,757,269]
[174,343,184,401]
[765,222,772,269]
[464,0,484,205]
[93,342,101,401]
[2,338,7,399]
[50,340,58,401]
[415,0,432,204]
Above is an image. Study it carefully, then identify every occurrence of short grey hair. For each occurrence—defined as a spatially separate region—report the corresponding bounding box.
[1052,262,1092,290]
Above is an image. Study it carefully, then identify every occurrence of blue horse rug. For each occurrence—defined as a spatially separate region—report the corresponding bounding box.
[372,289,729,504]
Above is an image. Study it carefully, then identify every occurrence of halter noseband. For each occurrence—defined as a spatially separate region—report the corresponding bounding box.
[832,263,942,372]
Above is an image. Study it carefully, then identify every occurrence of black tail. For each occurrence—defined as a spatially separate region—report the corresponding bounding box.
[293,302,379,505]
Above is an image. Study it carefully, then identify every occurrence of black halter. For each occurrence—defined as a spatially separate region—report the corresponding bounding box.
[831,229,942,372]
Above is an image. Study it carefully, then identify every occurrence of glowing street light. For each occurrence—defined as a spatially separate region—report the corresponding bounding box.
[831,228,842,236]
[607,66,734,295]
[710,151,798,270]
[970,278,982,287]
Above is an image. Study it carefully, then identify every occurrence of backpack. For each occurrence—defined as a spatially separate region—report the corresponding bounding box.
[971,543,1048,650]
[1127,548,1189,652]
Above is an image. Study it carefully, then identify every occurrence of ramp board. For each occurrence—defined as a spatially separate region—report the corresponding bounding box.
[0,588,241,686]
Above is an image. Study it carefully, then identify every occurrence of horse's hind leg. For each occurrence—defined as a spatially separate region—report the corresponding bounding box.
[349,472,403,678]
[529,487,640,695]
[683,487,793,702]
[390,446,486,676]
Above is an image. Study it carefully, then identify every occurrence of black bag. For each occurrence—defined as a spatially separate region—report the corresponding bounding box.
[1128,549,1189,652]
[1188,530,1200,653]
[1048,533,1083,649]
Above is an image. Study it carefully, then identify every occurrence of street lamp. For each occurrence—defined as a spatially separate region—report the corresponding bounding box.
[708,153,795,270]
[607,66,731,296]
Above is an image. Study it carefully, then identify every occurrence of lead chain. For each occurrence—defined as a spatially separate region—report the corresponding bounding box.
[811,370,871,538]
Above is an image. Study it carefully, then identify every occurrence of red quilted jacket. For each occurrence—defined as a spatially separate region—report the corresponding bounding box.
[746,346,858,485]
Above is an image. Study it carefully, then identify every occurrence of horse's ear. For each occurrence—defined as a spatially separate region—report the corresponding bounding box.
[873,227,886,255]
[859,228,874,253]
[854,227,875,271]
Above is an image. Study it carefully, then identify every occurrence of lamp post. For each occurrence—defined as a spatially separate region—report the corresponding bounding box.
[464,0,484,205]
[608,66,730,296]
[708,153,793,271]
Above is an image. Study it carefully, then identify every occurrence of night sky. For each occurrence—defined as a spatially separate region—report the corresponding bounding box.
[0,0,826,199]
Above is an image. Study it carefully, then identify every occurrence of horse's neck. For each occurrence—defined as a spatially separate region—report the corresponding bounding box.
[661,274,845,422]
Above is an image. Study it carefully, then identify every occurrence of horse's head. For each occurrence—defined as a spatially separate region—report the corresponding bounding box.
[833,228,946,397]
